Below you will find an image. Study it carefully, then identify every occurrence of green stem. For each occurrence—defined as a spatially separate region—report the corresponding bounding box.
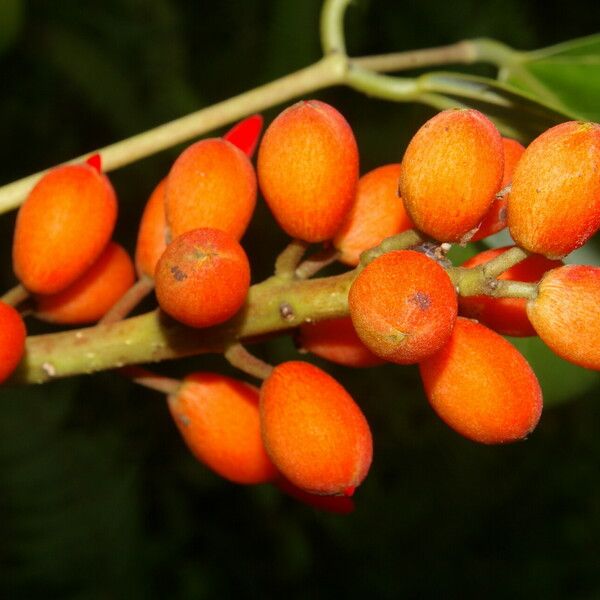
[480,246,528,279]
[99,275,155,325]
[451,246,529,297]
[224,343,273,381]
[320,0,351,56]
[492,280,537,301]
[359,230,425,267]
[7,234,539,386]
[352,40,478,72]
[346,66,419,101]
[295,247,340,280]
[274,240,309,279]
[120,365,181,395]
[9,270,355,385]
[468,38,522,67]
[1,283,29,308]
[0,30,526,217]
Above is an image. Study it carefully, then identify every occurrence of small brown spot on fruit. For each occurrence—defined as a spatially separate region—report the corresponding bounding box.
[410,291,431,310]
[170,265,187,281]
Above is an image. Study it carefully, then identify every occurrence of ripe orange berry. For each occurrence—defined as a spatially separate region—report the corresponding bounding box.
[0,301,26,383]
[298,317,385,368]
[459,246,562,336]
[508,121,600,258]
[13,163,117,294]
[399,108,504,242]
[420,317,542,444]
[333,163,413,266]
[34,242,136,325]
[257,100,359,242]
[155,227,250,328]
[527,265,600,370]
[349,250,457,364]
[135,178,168,279]
[260,361,372,496]
[168,373,278,484]
[470,137,525,241]
[165,138,257,241]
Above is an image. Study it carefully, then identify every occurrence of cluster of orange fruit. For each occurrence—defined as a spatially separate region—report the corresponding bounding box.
[2,100,600,505]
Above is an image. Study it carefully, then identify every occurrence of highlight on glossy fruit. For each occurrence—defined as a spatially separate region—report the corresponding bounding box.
[35,242,136,325]
[420,317,543,444]
[508,121,600,258]
[168,373,278,484]
[260,361,372,496]
[155,227,250,328]
[459,246,562,337]
[471,137,525,241]
[333,163,413,266]
[527,265,600,370]
[349,250,458,364]
[0,301,26,384]
[223,114,263,158]
[257,100,359,242]
[135,178,168,279]
[298,317,385,368]
[165,138,257,241]
[399,108,504,242]
[13,163,118,294]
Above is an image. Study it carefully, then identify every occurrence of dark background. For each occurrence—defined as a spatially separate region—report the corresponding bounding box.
[1,1,600,598]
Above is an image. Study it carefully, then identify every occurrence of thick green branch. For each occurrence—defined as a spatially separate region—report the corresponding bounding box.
[8,232,540,386]
[10,271,356,385]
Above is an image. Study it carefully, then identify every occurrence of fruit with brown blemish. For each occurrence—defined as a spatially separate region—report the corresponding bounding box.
[13,163,117,294]
[459,246,562,336]
[260,361,372,496]
[168,372,278,484]
[165,138,257,241]
[527,265,600,370]
[419,317,543,444]
[0,301,26,383]
[349,250,458,364]
[333,163,413,266]
[35,242,136,325]
[154,227,250,328]
[399,108,504,242]
[257,100,359,242]
[507,121,600,258]
[298,316,385,368]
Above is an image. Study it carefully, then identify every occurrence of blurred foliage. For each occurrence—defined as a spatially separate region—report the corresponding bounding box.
[499,34,600,122]
[1,0,600,598]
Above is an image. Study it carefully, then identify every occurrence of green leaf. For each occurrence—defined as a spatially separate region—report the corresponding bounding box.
[498,34,600,123]
[416,71,569,142]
